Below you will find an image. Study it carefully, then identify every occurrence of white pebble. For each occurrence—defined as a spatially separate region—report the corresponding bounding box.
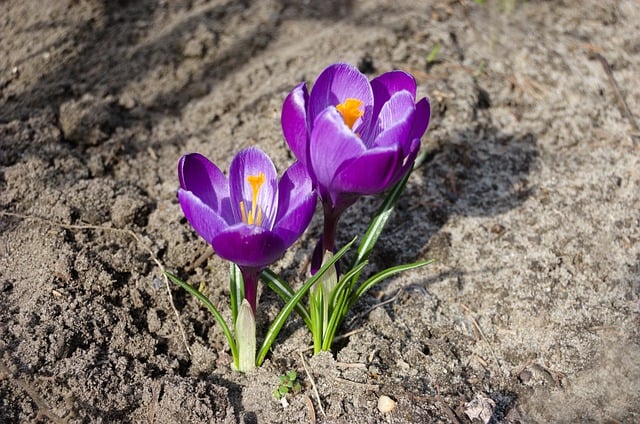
[377,395,396,413]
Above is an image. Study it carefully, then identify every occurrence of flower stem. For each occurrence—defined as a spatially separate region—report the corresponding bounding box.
[322,203,341,254]
[241,267,261,313]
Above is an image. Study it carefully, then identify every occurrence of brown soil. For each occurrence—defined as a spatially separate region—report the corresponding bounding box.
[1,1,639,423]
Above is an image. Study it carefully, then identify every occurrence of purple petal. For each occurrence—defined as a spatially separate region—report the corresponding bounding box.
[371,70,417,107]
[387,97,429,181]
[229,147,279,229]
[308,63,374,133]
[373,119,415,155]
[178,189,229,245]
[275,162,313,222]
[408,97,431,141]
[274,162,317,247]
[309,107,366,194]
[364,71,417,142]
[369,91,416,147]
[211,225,286,268]
[332,146,402,195]
[282,83,310,168]
[178,153,233,223]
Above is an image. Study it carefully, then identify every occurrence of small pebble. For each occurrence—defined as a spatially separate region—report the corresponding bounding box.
[518,369,532,383]
[377,395,396,413]
[491,223,505,234]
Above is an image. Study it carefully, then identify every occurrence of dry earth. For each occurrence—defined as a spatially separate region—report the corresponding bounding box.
[1,0,639,423]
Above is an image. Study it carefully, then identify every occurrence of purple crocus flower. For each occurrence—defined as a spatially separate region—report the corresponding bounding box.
[281,63,431,254]
[178,146,316,312]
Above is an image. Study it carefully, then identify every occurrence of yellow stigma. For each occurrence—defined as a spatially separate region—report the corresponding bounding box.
[336,98,364,129]
[240,172,265,225]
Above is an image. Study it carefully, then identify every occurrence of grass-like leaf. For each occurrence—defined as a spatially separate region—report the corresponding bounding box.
[349,259,435,310]
[321,261,369,351]
[256,237,357,366]
[328,261,368,311]
[351,171,410,274]
[230,263,244,326]
[310,287,323,352]
[165,271,239,368]
[261,269,312,329]
[426,43,441,63]
[351,150,428,277]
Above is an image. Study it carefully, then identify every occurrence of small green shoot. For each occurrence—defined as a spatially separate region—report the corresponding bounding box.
[473,59,487,78]
[426,43,441,64]
[273,370,302,400]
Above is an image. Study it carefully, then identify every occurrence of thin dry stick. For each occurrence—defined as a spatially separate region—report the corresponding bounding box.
[190,246,214,272]
[347,293,399,328]
[334,361,367,369]
[304,395,316,424]
[0,211,192,355]
[460,303,499,368]
[298,351,326,418]
[594,53,640,146]
[435,382,461,424]
[333,376,379,391]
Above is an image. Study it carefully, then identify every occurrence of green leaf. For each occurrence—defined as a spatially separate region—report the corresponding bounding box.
[230,263,244,326]
[349,259,435,309]
[310,284,324,353]
[256,237,357,366]
[165,271,239,368]
[352,171,410,271]
[321,261,369,351]
[261,269,312,329]
[328,260,369,311]
[351,150,428,282]
[426,43,441,63]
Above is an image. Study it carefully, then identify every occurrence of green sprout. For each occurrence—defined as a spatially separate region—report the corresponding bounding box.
[426,43,441,64]
[273,370,302,400]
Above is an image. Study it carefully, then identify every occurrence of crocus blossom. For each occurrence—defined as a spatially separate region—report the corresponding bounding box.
[178,146,317,312]
[281,63,431,253]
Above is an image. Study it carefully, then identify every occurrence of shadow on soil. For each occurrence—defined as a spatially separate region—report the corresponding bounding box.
[360,124,537,270]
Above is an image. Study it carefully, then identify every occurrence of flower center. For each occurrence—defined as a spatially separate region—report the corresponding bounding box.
[240,172,265,226]
[336,98,364,129]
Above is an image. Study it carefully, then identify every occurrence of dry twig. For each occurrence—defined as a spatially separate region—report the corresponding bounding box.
[305,395,316,424]
[298,351,326,418]
[593,53,640,146]
[460,303,500,368]
[347,293,399,328]
[332,376,379,391]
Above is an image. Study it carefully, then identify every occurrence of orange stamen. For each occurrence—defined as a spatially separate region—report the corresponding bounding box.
[243,172,265,225]
[336,98,364,129]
